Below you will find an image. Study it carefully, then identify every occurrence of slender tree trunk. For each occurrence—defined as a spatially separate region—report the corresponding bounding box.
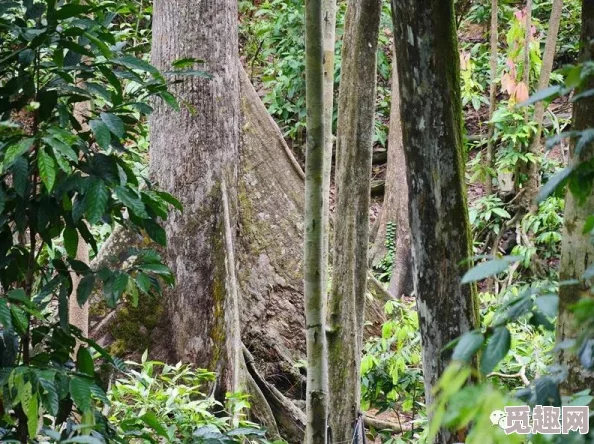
[485,0,498,196]
[322,0,337,289]
[150,0,241,396]
[69,241,89,338]
[328,0,381,442]
[390,1,478,442]
[522,0,564,209]
[370,55,413,299]
[523,0,533,120]
[304,0,329,442]
[556,0,594,395]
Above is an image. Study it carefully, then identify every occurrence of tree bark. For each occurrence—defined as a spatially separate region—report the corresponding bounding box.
[485,0,498,196]
[556,0,594,395]
[150,0,241,396]
[69,241,89,338]
[370,55,413,299]
[322,0,337,290]
[328,1,381,442]
[304,0,329,442]
[390,1,479,442]
[522,0,564,210]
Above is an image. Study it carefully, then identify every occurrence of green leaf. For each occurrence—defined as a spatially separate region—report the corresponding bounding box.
[140,411,169,438]
[113,55,159,75]
[143,219,166,246]
[155,191,183,211]
[55,4,92,19]
[85,179,109,224]
[26,393,39,437]
[227,427,266,437]
[39,379,59,416]
[535,294,559,318]
[164,69,212,78]
[138,263,171,275]
[461,256,521,284]
[4,138,34,167]
[480,327,511,374]
[38,148,56,191]
[63,227,79,258]
[115,186,148,218]
[12,157,29,196]
[76,347,94,376]
[69,377,92,412]
[0,186,5,215]
[452,330,484,362]
[537,166,573,203]
[43,136,78,163]
[0,298,12,329]
[518,85,561,107]
[10,305,29,334]
[77,275,95,307]
[89,119,111,150]
[84,31,112,58]
[100,112,124,138]
[172,57,203,68]
[135,272,151,294]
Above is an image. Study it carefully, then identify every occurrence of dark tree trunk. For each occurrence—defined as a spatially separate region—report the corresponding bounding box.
[390,1,479,442]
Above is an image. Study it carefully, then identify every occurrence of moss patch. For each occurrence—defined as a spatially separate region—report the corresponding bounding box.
[108,294,165,357]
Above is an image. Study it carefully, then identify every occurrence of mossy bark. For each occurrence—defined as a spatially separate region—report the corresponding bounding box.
[150,0,241,396]
[327,0,381,442]
[556,0,594,395]
[390,1,478,442]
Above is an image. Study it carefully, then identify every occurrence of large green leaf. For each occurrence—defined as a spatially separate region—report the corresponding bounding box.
[113,55,159,75]
[69,377,92,412]
[89,119,111,150]
[0,298,12,329]
[100,112,124,138]
[76,347,94,376]
[77,274,95,307]
[143,219,166,246]
[452,330,484,363]
[537,166,573,203]
[535,294,559,318]
[480,327,511,375]
[43,136,77,163]
[63,227,78,258]
[461,256,521,284]
[140,411,169,439]
[85,179,109,224]
[115,186,148,218]
[4,138,34,167]
[38,148,57,191]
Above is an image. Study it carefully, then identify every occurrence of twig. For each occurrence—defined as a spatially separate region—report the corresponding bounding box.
[363,415,403,433]
[488,365,530,386]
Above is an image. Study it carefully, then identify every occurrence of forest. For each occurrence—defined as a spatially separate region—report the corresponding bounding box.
[1,0,594,442]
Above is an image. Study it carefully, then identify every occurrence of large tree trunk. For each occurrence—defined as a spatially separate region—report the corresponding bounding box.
[328,1,381,442]
[556,0,594,395]
[150,0,241,396]
[304,0,329,441]
[390,1,478,442]
[370,55,413,299]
